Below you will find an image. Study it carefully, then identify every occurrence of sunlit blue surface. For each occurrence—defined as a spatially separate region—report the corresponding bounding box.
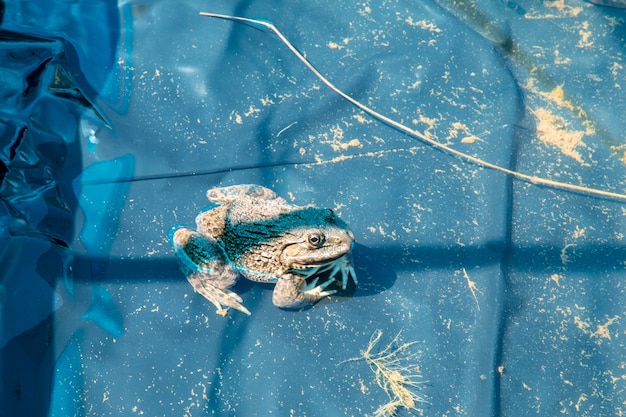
[1,1,625,416]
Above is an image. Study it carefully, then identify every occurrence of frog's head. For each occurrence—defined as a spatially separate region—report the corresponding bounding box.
[279,207,357,289]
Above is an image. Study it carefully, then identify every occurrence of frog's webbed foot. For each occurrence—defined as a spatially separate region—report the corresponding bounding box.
[272,275,337,309]
[296,254,358,290]
[324,253,358,290]
[186,273,250,316]
[169,226,251,316]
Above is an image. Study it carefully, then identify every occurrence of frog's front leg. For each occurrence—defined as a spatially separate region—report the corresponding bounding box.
[272,275,337,309]
[169,226,251,316]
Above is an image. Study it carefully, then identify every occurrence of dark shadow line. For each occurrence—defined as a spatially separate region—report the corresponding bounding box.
[78,160,309,185]
[70,240,626,284]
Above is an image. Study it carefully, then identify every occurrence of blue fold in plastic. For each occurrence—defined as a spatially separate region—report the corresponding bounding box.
[0,3,124,416]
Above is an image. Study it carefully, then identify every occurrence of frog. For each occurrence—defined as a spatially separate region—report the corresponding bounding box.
[168,184,357,316]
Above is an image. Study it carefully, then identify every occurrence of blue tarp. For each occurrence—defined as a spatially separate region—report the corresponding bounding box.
[1,1,625,416]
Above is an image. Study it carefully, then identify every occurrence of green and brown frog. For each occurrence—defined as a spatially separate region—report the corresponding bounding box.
[169,184,357,315]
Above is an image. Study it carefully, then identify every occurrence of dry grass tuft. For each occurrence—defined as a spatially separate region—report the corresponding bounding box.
[343,330,426,416]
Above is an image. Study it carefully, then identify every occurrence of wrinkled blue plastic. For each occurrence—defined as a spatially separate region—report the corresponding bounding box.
[1,1,625,416]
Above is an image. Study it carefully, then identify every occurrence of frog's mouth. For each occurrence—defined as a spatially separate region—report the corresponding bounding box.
[288,254,357,291]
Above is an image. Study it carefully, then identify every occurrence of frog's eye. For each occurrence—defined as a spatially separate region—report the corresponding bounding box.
[308,233,325,247]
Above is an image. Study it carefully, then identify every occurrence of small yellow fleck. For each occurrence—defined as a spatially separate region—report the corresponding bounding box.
[327,41,344,50]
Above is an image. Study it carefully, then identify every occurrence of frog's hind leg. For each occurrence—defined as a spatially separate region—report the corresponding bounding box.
[187,272,250,316]
[169,226,251,315]
[206,184,281,203]
[272,275,337,309]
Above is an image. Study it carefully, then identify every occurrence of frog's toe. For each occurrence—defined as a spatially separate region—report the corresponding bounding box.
[301,276,336,295]
[339,262,358,290]
[314,254,358,290]
[188,274,251,316]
